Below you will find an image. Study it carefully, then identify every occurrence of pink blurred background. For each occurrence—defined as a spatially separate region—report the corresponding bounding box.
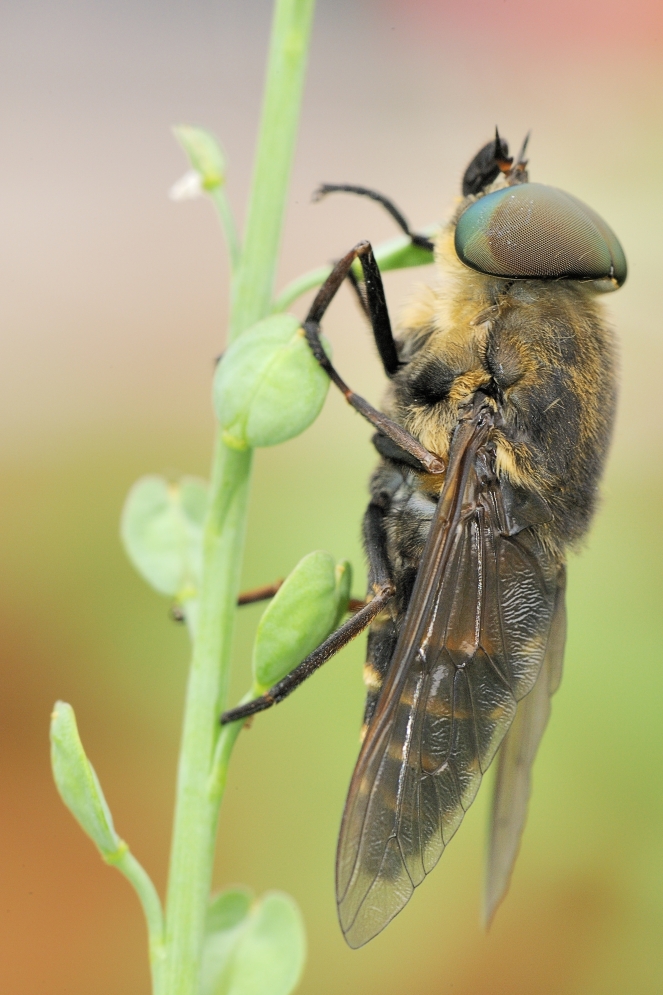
[1,1,662,992]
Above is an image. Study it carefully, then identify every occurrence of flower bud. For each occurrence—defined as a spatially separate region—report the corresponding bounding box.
[214,314,331,451]
[173,125,226,190]
[252,551,352,693]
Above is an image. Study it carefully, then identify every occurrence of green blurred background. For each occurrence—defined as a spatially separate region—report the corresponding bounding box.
[1,0,662,991]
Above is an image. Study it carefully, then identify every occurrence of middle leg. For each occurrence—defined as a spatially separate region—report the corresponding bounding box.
[313,183,435,252]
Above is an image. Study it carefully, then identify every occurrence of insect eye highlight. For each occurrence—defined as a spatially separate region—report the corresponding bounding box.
[454,183,627,288]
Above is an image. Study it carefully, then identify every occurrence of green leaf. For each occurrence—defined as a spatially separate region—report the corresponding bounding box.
[201,888,253,995]
[120,475,208,598]
[202,891,306,995]
[174,125,226,189]
[206,888,254,934]
[50,701,123,858]
[252,551,349,694]
[213,314,330,451]
[373,230,436,272]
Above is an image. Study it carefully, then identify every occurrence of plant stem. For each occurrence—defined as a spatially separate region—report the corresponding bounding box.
[164,446,251,995]
[209,187,241,273]
[162,2,316,993]
[271,228,438,314]
[109,847,166,994]
[230,0,316,340]
[271,263,333,313]
[208,691,253,803]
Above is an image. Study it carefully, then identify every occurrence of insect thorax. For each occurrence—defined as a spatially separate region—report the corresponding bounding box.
[378,252,617,558]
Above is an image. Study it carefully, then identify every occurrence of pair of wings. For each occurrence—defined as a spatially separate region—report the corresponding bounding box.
[337,402,566,948]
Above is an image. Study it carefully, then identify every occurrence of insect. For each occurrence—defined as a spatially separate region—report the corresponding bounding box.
[222,131,626,947]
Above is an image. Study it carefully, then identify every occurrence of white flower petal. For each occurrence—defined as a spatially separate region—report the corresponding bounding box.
[169,170,203,201]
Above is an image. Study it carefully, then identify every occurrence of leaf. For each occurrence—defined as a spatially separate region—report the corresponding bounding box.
[213,314,330,451]
[174,125,226,189]
[374,231,436,271]
[252,551,350,694]
[207,888,254,934]
[120,475,208,598]
[50,701,123,858]
[202,891,306,995]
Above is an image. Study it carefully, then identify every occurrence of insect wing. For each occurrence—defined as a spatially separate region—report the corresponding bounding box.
[483,565,567,926]
[336,410,559,948]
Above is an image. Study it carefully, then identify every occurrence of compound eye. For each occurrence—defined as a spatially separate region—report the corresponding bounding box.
[454,183,627,289]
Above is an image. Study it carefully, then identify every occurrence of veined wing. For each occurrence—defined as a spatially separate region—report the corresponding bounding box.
[483,565,567,926]
[336,400,559,948]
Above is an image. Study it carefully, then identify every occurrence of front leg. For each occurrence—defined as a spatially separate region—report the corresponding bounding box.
[304,242,445,477]
[313,184,435,253]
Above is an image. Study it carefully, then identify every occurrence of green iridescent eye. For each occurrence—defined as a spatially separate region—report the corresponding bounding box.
[454,183,627,290]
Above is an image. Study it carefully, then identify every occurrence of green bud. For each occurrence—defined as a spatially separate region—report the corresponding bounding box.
[50,701,123,859]
[252,551,352,694]
[120,475,208,598]
[213,314,330,451]
[202,891,305,995]
[173,125,226,190]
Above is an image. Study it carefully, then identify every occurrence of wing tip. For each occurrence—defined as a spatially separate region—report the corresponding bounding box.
[337,902,385,949]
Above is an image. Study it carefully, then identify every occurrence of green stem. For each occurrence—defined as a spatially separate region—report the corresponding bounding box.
[208,691,253,803]
[230,0,316,340]
[209,186,241,273]
[162,2,316,993]
[109,846,166,994]
[271,228,438,313]
[164,445,252,995]
[272,263,333,313]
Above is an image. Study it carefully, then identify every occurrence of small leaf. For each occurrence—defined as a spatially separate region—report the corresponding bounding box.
[50,701,123,858]
[252,551,344,694]
[201,888,254,995]
[206,888,254,935]
[120,475,208,598]
[228,892,305,995]
[174,125,226,189]
[202,891,306,995]
[374,232,437,272]
[213,314,330,451]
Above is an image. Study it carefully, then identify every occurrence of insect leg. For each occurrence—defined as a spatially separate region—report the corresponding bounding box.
[221,582,395,725]
[237,580,364,610]
[313,184,435,252]
[308,240,399,375]
[237,581,284,605]
[172,582,286,622]
[221,501,395,726]
[346,265,370,321]
[303,243,444,475]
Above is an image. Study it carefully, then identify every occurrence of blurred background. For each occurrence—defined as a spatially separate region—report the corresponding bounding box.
[1,0,662,992]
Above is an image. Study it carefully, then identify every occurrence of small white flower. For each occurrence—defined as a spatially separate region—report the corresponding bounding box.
[169,170,203,201]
